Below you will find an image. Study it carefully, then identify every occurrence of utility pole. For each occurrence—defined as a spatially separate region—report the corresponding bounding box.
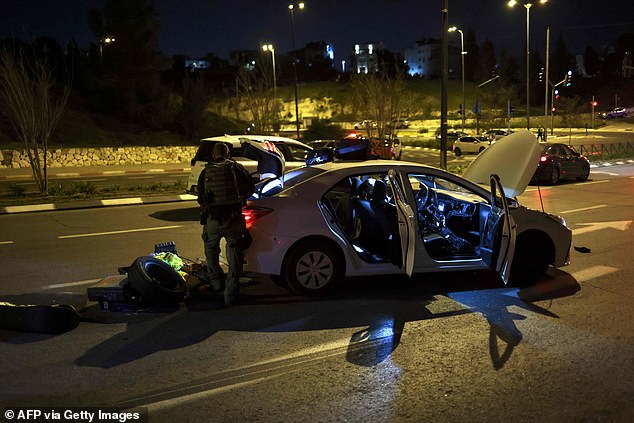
[544,26,549,142]
[440,0,449,170]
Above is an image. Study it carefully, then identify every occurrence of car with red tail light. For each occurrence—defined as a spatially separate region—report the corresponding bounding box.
[531,143,590,185]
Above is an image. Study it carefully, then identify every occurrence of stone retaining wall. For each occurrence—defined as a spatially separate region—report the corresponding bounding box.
[0,146,198,169]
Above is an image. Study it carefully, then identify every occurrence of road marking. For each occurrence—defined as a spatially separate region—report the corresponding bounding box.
[570,266,619,283]
[560,204,606,214]
[72,178,108,182]
[591,171,619,176]
[58,225,182,239]
[44,278,103,289]
[525,186,552,192]
[577,180,609,186]
[572,220,632,236]
[0,240,15,245]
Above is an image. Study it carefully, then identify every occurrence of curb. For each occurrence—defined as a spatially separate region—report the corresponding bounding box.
[0,167,191,181]
[0,194,197,215]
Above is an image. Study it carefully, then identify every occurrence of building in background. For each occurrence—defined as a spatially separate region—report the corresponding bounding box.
[404,38,459,78]
[351,42,384,74]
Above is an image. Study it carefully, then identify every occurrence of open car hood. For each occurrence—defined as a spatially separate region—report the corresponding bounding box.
[462,130,540,197]
[240,138,286,177]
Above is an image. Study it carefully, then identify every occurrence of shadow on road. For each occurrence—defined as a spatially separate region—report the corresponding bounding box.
[148,206,199,222]
[68,268,580,371]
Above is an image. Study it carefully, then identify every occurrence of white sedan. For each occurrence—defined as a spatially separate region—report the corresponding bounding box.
[241,131,571,296]
[452,135,492,156]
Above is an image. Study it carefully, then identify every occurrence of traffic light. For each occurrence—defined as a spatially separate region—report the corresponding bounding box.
[592,100,598,107]
[538,67,544,82]
[551,106,557,115]
[565,70,573,87]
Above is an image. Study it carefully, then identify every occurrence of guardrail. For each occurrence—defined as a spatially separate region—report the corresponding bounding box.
[576,141,634,158]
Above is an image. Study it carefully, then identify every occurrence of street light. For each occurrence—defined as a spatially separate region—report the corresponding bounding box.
[288,2,305,140]
[508,0,548,130]
[262,44,277,101]
[449,26,466,134]
[99,36,116,61]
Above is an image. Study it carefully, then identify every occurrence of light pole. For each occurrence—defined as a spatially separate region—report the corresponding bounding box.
[262,44,277,101]
[288,2,305,140]
[99,36,116,62]
[449,26,466,134]
[508,0,548,130]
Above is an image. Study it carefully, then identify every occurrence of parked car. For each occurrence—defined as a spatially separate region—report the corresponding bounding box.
[600,107,627,119]
[452,135,491,156]
[186,135,313,195]
[353,120,377,130]
[531,143,590,185]
[240,131,571,296]
[436,130,469,143]
[307,134,402,161]
[485,129,513,141]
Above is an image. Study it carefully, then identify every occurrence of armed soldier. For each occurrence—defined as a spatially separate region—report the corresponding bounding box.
[197,143,254,305]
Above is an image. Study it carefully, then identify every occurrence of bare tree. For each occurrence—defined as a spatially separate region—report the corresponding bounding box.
[0,50,69,194]
[235,58,277,134]
[349,70,406,140]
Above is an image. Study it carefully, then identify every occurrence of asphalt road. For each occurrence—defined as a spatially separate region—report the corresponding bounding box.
[0,163,632,422]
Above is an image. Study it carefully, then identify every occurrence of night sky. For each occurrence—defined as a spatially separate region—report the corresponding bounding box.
[1,0,633,62]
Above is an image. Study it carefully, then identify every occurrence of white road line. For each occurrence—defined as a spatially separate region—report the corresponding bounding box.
[591,171,619,176]
[59,225,182,239]
[525,186,552,192]
[0,241,15,245]
[44,278,103,289]
[560,204,606,214]
[570,266,619,283]
[577,180,609,186]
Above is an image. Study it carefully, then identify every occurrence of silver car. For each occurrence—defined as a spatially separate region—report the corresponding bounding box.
[241,131,572,295]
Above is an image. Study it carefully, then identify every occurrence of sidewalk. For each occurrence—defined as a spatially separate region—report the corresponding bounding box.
[0,163,195,215]
[0,162,192,181]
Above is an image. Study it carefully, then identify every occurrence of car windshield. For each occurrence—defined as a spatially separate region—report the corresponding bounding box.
[254,166,325,198]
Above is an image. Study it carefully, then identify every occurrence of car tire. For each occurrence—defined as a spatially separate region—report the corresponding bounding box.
[127,256,186,307]
[478,146,486,153]
[282,240,343,296]
[548,167,560,185]
[577,164,590,181]
[454,148,462,156]
[509,233,553,287]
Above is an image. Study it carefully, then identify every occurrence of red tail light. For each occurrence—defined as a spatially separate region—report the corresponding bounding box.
[242,206,273,228]
[540,155,549,163]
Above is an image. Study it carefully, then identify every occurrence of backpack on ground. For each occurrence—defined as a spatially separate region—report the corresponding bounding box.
[203,160,242,206]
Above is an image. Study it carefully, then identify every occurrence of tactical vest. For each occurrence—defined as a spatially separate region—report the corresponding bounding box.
[203,160,242,206]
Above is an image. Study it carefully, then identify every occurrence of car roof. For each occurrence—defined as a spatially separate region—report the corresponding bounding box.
[200,134,311,149]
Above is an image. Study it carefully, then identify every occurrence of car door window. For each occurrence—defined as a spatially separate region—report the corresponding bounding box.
[283,144,312,161]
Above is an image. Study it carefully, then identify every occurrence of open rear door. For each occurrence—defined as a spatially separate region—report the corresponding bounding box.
[480,174,516,284]
[388,170,416,277]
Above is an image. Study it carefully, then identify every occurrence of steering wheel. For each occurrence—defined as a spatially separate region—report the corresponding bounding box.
[416,185,443,228]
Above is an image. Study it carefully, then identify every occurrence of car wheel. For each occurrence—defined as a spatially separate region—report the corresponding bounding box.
[282,240,343,296]
[577,164,590,181]
[127,256,186,306]
[509,233,553,287]
[548,167,560,185]
[454,148,462,156]
[478,146,486,153]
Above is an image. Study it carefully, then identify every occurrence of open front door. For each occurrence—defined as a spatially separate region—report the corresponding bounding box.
[388,170,416,277]
[480,174,517,284]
